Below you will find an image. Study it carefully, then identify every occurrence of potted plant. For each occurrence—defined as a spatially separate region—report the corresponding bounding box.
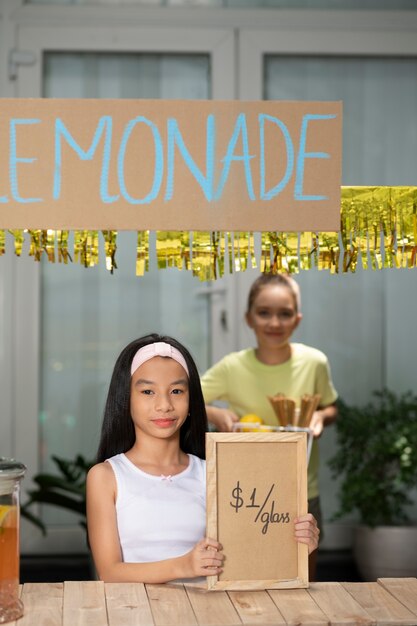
[328,389,417,580]
[21,454,93,535]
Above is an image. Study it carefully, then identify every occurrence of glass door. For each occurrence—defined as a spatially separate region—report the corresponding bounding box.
[14,19,235,552]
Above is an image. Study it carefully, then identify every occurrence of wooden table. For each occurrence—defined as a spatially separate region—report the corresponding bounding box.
[11,578,417,626]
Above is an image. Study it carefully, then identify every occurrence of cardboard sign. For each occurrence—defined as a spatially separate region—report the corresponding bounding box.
[0,99,342,231]
[206,432,308,591]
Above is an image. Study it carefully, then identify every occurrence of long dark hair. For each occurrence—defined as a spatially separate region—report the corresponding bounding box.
[96,333,208,463]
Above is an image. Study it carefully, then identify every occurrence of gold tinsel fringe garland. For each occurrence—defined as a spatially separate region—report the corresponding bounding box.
[0,187,415,281]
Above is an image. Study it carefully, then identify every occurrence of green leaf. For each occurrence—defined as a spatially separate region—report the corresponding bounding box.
[31,474,86,495]
[21,454,94,534]
[24,491,86,515]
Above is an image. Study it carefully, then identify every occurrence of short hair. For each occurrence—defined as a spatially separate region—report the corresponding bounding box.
[246,273,301,314]
[96,333,208,463]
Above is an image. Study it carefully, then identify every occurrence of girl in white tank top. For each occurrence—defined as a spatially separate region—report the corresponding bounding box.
[86,335,225,584]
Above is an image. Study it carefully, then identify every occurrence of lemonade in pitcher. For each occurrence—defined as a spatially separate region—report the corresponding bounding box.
[0,459,26,624]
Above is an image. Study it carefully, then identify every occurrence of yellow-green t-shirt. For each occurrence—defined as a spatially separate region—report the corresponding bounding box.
[200,343,338,499]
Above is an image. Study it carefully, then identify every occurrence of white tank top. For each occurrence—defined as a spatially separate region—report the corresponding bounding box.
[106,453,206,563]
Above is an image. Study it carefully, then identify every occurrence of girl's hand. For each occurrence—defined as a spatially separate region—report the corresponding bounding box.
[309,403,338,438]
[182,538,224,578]
[294,514,320,554]
[309,411,324,438]
[207,407,239,432]
[218,410,239,432]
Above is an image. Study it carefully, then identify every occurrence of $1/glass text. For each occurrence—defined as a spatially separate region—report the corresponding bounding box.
[230,481,290,535]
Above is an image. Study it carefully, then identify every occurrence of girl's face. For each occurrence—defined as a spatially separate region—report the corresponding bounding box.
[130,356,189,440]
[246,284,302,350]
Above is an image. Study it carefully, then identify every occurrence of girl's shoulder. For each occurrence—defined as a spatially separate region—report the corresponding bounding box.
[87,460,117,488]
[291,343,329,364]
[221,348,254,367]
[202,350,252,382]
[86,462,117,509]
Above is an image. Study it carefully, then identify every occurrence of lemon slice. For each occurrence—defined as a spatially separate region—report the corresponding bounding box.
[0,505,16,528]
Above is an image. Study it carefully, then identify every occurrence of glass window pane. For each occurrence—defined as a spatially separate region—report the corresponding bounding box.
[40,52,211,524]
[265,56,417,185]
[44,52,210,99]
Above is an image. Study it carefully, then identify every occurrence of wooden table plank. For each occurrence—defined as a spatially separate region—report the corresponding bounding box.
[268,588,329,626]
[185,586,241,625]
[146,583,197,626]
[377,578,417,617]
[228,590,286,625]
[105,582,154,626]
[10,579,417,626]
[18,582,63,626]
[63,580,108,626]
[307,582,374,626]
[342,582,417,626]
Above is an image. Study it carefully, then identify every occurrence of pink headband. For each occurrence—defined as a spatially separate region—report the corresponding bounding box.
[131,342,189,377]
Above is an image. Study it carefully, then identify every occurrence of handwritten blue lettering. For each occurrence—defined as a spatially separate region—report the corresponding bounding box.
[259,114,294,200]
[165,115,215,202]
[10,119,42,203]
[0,108,338,210]
[118,116,163,204]
[54,116,117,202]
[295,113,336,201]
[215,113,255,201]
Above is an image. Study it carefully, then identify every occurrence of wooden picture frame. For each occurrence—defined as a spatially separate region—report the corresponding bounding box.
[206,432,308,591]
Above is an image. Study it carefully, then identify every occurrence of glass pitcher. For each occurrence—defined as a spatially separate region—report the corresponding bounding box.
[0,458,26,624]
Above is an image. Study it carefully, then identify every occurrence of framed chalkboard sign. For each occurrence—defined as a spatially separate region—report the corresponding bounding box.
[206,432,308,591]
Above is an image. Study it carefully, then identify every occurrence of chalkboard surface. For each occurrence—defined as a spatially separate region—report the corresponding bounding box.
[206,432,308,590]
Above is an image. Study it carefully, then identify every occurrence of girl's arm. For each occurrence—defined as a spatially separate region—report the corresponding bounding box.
[86,463,223,583]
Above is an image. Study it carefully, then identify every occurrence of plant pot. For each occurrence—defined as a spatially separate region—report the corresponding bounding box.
[353,524,417,581]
